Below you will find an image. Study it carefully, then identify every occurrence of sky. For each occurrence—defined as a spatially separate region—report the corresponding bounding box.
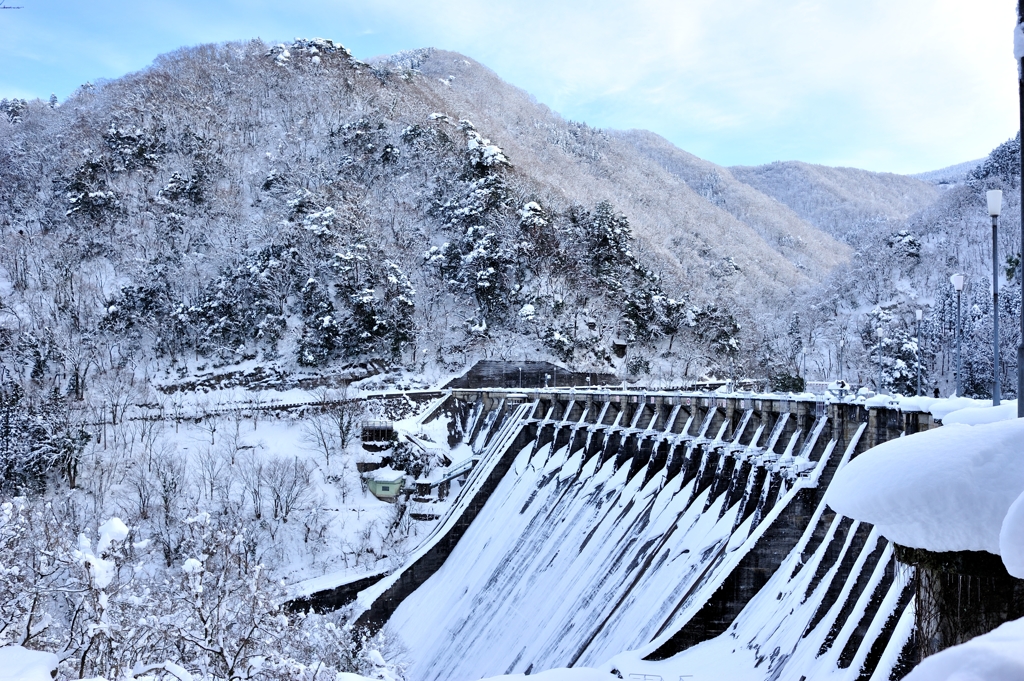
[0,0,1020,174]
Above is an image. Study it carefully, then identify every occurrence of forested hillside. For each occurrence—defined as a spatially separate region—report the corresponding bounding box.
[1,38,1019,414]
[730,160,940,244]
[0,39,859,398]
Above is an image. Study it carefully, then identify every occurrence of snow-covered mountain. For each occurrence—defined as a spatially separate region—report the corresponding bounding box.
[730,160,940,244]
[2,35,1023,681]
[0,39,955,394]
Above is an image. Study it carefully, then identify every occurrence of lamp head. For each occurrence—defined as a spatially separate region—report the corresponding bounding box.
[916,309,923,321]
[987,189,1003,217]
[950,273,965,291]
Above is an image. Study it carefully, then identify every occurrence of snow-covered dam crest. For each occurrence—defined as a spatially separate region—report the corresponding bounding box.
[330,390,926,680]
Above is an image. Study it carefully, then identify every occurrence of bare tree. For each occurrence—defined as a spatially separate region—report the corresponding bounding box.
[264,456,313,523]
[238,454,265,520]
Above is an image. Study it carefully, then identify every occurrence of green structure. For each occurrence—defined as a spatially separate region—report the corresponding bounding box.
[365,466,406,500]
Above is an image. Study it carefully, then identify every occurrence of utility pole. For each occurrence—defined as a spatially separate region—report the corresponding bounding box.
[952,274,966,396]
[989,190,1003,406]
[877,327,885,395]
[1018,1,1024,416]
[916,310,923,396]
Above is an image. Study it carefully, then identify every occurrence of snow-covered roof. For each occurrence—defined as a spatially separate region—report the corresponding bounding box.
[365,466,405,482]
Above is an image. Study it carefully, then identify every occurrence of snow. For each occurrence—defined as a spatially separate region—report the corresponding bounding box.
[364,466,405,482]
[927,396,992,420]
[74,520,128,589]
[182,558,203,574]
[608,423,912,681]
[386,404,836,680]
[87,556,117,589]
[330,664,616,681]
[826,418,1024,559]
[96,517,128,554]
[0,646,58,681]
[942,400,1017,425]
[1000,489,1024,578]
[1015,23,1024,62]
[863,393,896,408]
[893,395,941,413]
[904,615,1024,681]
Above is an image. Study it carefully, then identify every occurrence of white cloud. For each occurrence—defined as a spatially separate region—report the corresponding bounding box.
[1,0,1018,172]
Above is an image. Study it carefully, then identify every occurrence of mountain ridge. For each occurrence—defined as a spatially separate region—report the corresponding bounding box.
[0,38,987,393]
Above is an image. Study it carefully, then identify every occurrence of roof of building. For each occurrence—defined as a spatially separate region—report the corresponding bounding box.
[365,466,406,482]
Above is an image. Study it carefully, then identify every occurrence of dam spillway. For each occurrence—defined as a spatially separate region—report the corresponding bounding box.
[327,389,930,680]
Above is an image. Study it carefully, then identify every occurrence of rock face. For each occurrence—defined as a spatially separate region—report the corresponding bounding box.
[897,547,1024,664]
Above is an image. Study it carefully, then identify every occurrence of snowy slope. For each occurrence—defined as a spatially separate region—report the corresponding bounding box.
[388,440,746,679]
[386,399,844,680]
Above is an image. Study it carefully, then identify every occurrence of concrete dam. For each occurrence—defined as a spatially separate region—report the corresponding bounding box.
[301,389,932,680]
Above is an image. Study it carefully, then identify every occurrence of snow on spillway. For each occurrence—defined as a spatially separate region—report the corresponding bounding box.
[904,615,1024,681]
[387,439,748,681]
[826,419,1024,559]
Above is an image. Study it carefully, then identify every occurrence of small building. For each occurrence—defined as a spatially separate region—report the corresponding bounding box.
[364,466,406,501]
[361,420,396,452]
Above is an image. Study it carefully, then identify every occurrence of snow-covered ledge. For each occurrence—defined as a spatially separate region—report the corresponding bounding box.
[825,412,1024,674]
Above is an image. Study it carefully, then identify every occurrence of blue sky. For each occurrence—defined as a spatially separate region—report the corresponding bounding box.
[1,0,1019,174]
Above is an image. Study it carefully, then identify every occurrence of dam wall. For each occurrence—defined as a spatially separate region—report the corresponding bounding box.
[306,388,940,680]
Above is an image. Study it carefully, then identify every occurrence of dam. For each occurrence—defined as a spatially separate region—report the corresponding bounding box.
[295,387,933,680]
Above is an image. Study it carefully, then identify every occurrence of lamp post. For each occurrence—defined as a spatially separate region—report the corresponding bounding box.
[839,338,844,383]
[951,273,966,396]
[877,326,885,395]
[988,190,1003,405]
[916,309,923,396]
[1018,2,1024,417]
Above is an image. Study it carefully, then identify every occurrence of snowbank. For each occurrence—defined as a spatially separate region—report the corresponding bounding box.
[1001,490,1024,578]
[927,396,991,420]
[942,400,1018,426]
[904,615,1024,681]
[826,419,1024,564]
[0,646,58,681]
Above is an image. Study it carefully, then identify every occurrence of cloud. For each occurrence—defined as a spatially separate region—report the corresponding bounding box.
[0,0,1017,172]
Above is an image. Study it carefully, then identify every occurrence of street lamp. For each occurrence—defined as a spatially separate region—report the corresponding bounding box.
[988,189,1003,406]
[877,326,885,394]
[951,273,966,396]
[916,309,923,396]
[1017,1,1024,417]
[839,338,845,383]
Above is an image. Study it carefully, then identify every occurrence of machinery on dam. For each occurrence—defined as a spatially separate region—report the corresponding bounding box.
[294,387,935,680]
